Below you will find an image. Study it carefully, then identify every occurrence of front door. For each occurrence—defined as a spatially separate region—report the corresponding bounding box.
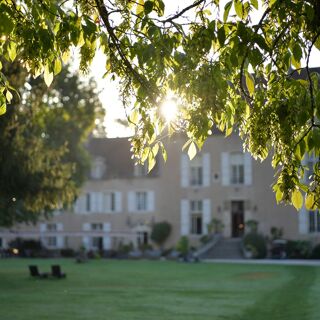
[231,201,245,237]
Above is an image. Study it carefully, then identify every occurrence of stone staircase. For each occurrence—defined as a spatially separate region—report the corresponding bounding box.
[203,238,244,259]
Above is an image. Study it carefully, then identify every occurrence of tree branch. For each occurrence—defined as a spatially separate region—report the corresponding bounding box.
[162,0,207,24]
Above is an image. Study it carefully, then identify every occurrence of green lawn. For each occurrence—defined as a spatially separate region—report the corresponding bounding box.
[0,259,319,320]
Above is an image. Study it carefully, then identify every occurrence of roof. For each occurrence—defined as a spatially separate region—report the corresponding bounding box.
[87,137,159,179]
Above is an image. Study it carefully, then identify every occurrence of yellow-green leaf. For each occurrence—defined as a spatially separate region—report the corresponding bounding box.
[152,143,159,157]
[54,59,62,75]
[225,126,232,137]
[62,50,70,63]
[129,109,139,125]
[305,193,315,210]
[245,72,255,95]
[0,103,6,115]
[234,0,243,19]
[8,41,17,62]
[44,67,54,87]
[5,90,12,103]
[291,189,303,210]
[136,0,145,15]
[188,141,197,160]
[148,154,156,172]
[275,188,283,203]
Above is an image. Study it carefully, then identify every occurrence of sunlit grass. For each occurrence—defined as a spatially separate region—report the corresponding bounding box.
[0,259,319,320]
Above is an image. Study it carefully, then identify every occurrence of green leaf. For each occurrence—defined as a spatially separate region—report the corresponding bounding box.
[245,72,255,95]
[250,0,258,9]
[234,0,243,19]
[182,139,192,151]
[223,1,232,22]
[217,27,226,46]
[292,43,302,62]
[0,103,6,116]
[144,1,153,14]
[305,193,315,210]
[0,13,14,35]
[291,189,303,210]
[188,141,197,160]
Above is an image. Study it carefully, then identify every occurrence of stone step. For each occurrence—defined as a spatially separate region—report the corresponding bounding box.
[203,238,244,259]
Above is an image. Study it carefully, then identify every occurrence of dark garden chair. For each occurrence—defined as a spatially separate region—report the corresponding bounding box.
[51,265,66,278]
[28,265,49,278]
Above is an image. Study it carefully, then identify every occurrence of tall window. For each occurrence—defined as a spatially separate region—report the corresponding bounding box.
[136,192,147,211]
[190,157,203,186]
[230,153,244,185]
[46,236,57,247]
[190,200,203,235]
[47,223,57,232]
[91,223,103,231]
[309,210,320,233]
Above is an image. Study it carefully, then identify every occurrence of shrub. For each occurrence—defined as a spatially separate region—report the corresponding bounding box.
[151,221,172,248]
[243,233,267,259]
[176,236,189,256]
[270,227,284,240]
[286,240,312,259]
[245,220,259,233]
[60,248,75,257]
[200,235,210,244]
[311,244,320,259]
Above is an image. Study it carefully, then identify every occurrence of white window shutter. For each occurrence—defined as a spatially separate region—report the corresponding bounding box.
[103,223,111,232]
[115,192,122,212]
[128,191,135,212]
[221,152,230,186]
[75,195,86,214]
[299,207,309,234]
[83,223,90,231]
[244,152,252,186]
[180,199,189,235]
[148,191,155,212]
[202,153,211,187]
[39,223,46,232]
[202,199,211,234]
[103,236,111,250]
[57,236,64,248]
[82,236,90,249]
[181,154,189,187]
[57,223,63,232]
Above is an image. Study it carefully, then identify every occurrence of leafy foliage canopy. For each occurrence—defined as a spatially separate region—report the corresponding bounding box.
[1,0,320,209]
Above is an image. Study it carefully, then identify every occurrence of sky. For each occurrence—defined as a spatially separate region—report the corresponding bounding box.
[86,0,320,138]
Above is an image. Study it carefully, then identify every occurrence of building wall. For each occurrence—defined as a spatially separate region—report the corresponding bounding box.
[1,134,319,251]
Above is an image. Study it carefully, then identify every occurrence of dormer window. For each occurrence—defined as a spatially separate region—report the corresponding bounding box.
[91,157,105,180]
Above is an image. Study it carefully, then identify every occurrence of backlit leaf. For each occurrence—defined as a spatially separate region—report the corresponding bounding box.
[188,141,197,160]
[305,193,315,210]
[291,189,303,210]
[245,72,255,95]
[0,103,6,115]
